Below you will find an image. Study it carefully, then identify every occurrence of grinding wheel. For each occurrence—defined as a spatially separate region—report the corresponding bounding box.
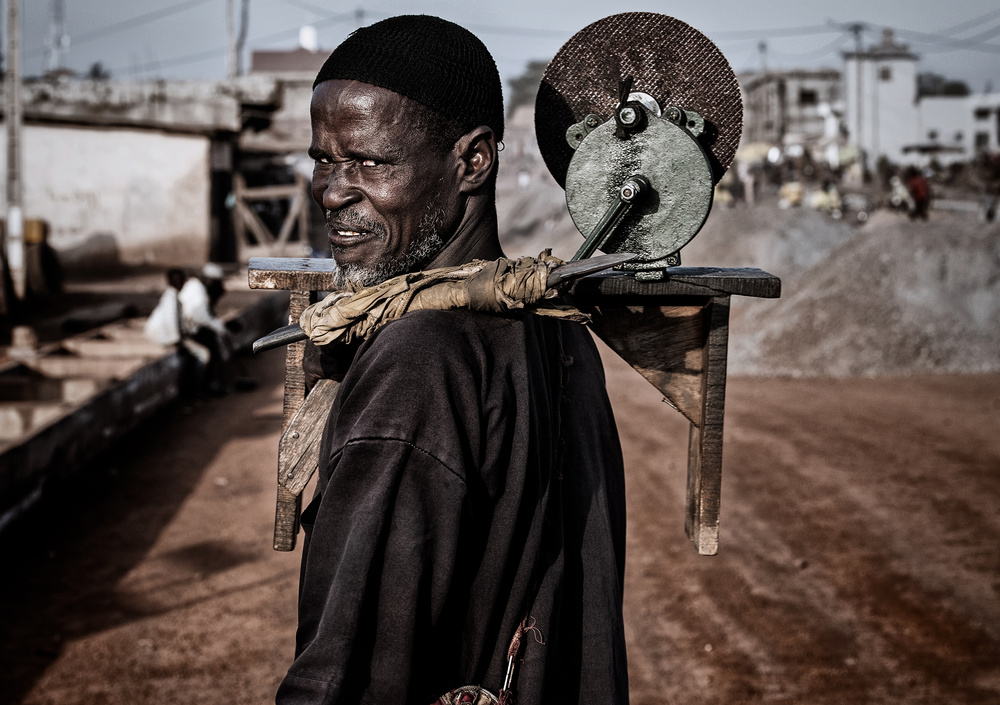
[535,12,743,189]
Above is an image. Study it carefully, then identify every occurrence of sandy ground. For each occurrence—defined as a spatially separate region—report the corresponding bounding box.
[2,343,998,704]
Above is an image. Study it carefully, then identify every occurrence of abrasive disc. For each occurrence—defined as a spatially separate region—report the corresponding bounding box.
[535,12,743,188]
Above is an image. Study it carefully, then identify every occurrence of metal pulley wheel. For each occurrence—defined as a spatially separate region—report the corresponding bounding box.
[535,12,743,274]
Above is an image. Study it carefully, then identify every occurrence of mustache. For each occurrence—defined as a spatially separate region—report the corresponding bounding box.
[325,209,386,238]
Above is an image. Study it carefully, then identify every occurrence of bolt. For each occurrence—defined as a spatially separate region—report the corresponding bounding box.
[291,431,299,439]
[618,106,637,125]
[666,106,682,123]
[621,184,636,200]
[585,114,600,128]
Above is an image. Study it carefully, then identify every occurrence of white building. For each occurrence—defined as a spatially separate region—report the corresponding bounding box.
[843,29,921,165]
[843,28,1000,166]
[915,94,1000,163]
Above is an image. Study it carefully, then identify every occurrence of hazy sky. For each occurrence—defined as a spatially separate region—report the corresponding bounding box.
[18,0,1000,94]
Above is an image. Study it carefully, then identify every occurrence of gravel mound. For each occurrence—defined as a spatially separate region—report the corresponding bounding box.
[728,209,1000,377]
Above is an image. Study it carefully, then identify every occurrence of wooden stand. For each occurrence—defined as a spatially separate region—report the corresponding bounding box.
[248,258,780,555]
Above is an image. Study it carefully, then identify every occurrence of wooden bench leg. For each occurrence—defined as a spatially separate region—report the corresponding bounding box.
[685,295,730,556]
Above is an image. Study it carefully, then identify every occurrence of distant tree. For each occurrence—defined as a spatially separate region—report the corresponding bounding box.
[918,72,970,98]
[87,62,111,80]
[506,59,549,116]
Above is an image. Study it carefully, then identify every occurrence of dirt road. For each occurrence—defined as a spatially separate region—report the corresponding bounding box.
[2,346,999,704]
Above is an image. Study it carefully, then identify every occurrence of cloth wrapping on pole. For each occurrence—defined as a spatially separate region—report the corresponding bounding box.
[299,251,589,346]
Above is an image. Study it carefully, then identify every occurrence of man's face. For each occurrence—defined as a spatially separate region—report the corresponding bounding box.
[309,79,462,287]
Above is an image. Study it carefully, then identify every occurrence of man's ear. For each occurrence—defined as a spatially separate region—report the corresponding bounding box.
[454,126,497,192]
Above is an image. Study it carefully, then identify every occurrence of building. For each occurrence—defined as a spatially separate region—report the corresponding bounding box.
[913,93,1000,163]
[740,69,841,146]
[843,28,1000,166]
[1,76,284,270]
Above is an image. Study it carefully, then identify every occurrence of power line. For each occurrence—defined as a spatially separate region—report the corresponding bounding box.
[127,44,227,73]
[27,0,212,59]
[937,7,1000,37]
[276,0,352,21]
[708,24,840,40]
[115,4,357,78]
[894,23,1000,55]
[766,33,853,62]
[352,9,572,39]
[461,22,571,39]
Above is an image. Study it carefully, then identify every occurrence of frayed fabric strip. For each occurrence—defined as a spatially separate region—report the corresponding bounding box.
[300,251,590,346]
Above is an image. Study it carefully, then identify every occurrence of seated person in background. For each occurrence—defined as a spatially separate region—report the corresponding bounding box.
[178,263,233,395]
[144,267,186,347]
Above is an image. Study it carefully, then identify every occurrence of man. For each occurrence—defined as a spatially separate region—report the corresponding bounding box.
[178,262,232,394]
[277,15,628,704]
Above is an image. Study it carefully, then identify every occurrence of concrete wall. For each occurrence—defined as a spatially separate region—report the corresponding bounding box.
[239,77,313,153]
[0,124,211,270]
[22,77,280,134]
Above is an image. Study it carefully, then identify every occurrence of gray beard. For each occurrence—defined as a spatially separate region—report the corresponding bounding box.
[331,206,448,289]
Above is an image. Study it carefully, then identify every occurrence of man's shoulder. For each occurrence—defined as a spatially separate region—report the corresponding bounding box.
[367,308,519,353]
[341,309,527,396]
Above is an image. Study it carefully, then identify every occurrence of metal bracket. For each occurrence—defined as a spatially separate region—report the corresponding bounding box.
[566,113,604,150]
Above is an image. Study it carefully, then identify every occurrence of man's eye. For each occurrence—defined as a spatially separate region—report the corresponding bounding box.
[360,158,379,167]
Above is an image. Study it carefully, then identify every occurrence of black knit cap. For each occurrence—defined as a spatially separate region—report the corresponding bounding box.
[314,15,504,141]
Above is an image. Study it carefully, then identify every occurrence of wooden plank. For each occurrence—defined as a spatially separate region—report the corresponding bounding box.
[588,302,707,426]
[573,267,781,299]
[273,486,301,552]
[61,338,166,358]
[274,192,302,247]
[298,174,309,253]
[233,173,249,256]
[685,295,731,556]
[277,378,339,496]
[240,183,301,201]
[273,289,311,552]
[234,200,276,246]
[22,356,148,380]
[248,257,339,292]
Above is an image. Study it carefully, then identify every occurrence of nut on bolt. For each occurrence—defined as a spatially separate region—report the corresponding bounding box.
[620,174,650,203]
[618,106,638,125]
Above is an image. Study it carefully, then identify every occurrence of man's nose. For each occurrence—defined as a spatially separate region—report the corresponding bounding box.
[314,167,360,211]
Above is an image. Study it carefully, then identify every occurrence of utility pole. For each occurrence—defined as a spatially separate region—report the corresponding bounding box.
[236,0,249,76]
[227,0,237,80]
[849,23,865,150]
[6,0,24,301]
